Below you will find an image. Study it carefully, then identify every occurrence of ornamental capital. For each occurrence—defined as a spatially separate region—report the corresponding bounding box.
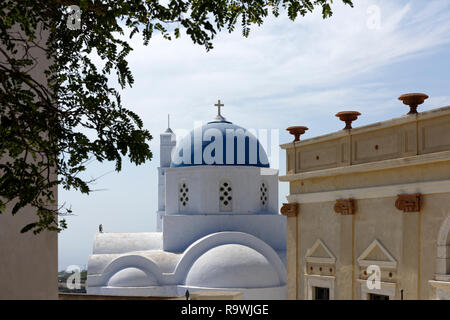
[395,193,421,213]
[281,202,299,217]
[334,199,355,215]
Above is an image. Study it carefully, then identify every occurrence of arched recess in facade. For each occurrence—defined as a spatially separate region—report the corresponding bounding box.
[436,216,450,276]
[92,255,165,287]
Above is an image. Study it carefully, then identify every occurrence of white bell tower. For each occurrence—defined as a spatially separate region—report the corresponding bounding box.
[156,115,176,232]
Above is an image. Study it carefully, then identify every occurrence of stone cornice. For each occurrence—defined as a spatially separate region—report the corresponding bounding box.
[286,179,450,204]
[279,150,450,182]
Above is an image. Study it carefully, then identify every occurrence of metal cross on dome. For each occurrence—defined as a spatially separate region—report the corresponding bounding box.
[214,99,226,122]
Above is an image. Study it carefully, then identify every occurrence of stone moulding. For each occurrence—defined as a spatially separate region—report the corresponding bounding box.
[334,198,355,215]
[280,203,299,217]
[395,193,421,212]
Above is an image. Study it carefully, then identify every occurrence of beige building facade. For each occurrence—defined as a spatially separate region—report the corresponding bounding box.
[280,101,450,300]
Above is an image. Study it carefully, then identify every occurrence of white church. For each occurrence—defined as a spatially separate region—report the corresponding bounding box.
[86,102,287,299]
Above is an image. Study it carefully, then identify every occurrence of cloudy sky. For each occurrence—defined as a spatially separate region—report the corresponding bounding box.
[58,0,450,270]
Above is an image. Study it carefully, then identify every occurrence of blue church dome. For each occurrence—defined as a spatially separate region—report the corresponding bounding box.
[170,120,270,168]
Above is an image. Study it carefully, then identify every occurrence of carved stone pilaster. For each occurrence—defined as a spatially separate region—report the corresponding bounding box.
[334,199,355,215]
[281,203,299,217]
[395,193,421,212]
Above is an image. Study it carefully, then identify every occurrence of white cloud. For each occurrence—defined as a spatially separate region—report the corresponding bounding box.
[114,0,450,139]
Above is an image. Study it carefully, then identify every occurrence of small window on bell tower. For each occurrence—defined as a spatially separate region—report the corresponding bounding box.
[178,181,189,212]
[260,181,268,210]
[219,180,232,212]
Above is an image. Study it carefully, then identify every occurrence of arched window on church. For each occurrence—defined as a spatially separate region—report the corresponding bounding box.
[179,181,189,212]
[219,180,232,212]
[260,181,268,210]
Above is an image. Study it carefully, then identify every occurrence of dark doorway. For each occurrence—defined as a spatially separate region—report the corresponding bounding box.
[368,293,389,300]
[313,287,330,300]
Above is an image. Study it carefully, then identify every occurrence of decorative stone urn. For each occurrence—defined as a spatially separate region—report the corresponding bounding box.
[286,126,308,142]
[398,93,429,114]
[335,111,361,130]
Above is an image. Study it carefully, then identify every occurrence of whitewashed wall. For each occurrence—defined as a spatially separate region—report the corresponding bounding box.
[165,166,278,215]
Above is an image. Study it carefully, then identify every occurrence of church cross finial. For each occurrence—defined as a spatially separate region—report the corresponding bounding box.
[213,99,226,122]
[215,100,224,116]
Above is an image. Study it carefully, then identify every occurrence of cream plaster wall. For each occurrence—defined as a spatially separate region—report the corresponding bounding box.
[286,164,450,300]
[420,193,450,298]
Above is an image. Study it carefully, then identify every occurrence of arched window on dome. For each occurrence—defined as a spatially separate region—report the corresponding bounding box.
[219,179,232,212]
[260,181,268,210]
[178,180,189,212]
